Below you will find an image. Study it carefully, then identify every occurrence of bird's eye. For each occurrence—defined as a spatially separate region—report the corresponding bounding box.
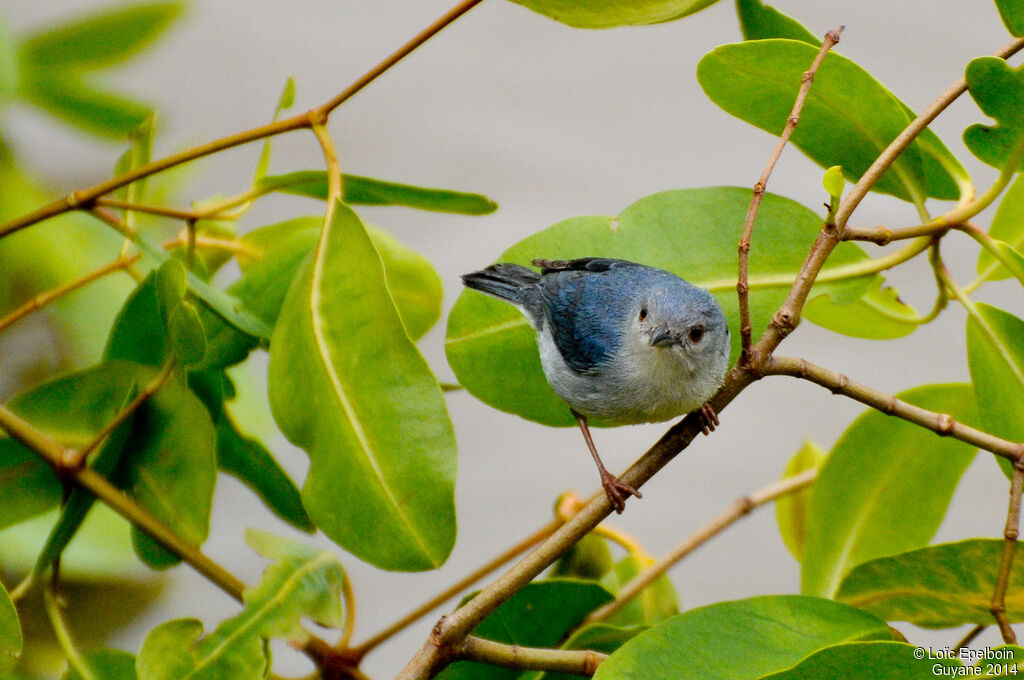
[638,307,648,322]
[689,325,705,343]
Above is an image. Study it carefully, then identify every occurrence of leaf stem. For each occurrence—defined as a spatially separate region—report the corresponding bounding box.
[737,26,842,356]
[991,463,1022,644]
[586,468,816,624]
[959,222,1024,289]
[44,582,96,680]
[96,196,205,222]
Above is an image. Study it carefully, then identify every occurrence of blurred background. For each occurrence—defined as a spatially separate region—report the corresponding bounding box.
[1,0,1021,677]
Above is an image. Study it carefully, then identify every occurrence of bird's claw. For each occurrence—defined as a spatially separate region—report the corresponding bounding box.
[601,473,642,514]
[697,402,719,436]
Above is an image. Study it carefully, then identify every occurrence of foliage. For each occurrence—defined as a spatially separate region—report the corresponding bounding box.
[1,0,1023,679]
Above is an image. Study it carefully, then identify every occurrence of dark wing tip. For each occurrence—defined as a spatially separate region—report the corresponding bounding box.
[532,257,636,274]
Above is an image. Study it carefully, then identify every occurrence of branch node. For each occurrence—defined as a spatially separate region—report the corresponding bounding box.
[935,413,955,436]
[788,114,800,126]
[770,309,798,337]
[1005,528,1019,542]
[826,26,845,43]
[752,182,765,195]
[800,71,813,84]
[883,396,899,415]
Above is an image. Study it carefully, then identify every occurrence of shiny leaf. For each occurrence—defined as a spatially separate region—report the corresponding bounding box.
[593,595,892,680]
[760,641,962,680]
[599,554,678,627]
[698,40,962,202]
[17,2,185,70]
[268,202,455,571]
[804,278,921,339]
[964,56,1024,169]
[255,171,498,214]
[836,540,1024,627]
[446,187,878,426]
[801,384,979,598]
[506,0,720,28]
[776,440,824,562]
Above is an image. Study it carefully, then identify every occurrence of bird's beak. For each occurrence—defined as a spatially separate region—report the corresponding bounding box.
[649,325,679,347]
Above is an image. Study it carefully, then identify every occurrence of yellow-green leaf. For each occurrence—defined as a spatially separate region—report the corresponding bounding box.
[776,440,824,562]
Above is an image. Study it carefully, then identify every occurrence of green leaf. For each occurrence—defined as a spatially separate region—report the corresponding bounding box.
[0,583,20,677]
[253,77,296,183]
[506,0,720,28]
[801,384,980,598]
[593,595,892,680]
[967,303,1024,479]
[255,171,498,215]
[836,540,1024,628]
[113,114,155,204]
[35,384,138,573]
[64,649,137,680]
[19,72,151,138]
[136,530,346,680]
[438,579,613,680]
[964,57,1024,169]
[0,438,63,530]
[822,165,845,199]
[0,18,17,102]
[698,40,961,202]
[759,641,962,680]
[168,301,207,365]
[154,258,186,324]
[268,201,456,571]
[735,0,819,43]
[17,2,185,71]
[599,554,678,627]
[215,416,313,532]
[804,278,922,339]
[551,531,615,580]
[996,0,1024,36]
[775,440,824,562]
[986,239,1024,288]
[530,624,647,680]
[446,187,878,426]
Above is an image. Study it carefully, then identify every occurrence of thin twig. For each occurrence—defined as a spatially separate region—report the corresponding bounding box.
[991,463,1023,643]
[955,624,987,650]
[737,26,842,356]
[456,635,607,675]
[586,468,817,624]
[0,0,484,240]
[347,519,561,660]
[96,197,205,222]
[765,355,1024,463]
[63,359,176,470]
[44,581,96,680]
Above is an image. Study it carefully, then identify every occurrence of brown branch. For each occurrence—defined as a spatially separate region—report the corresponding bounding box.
[586,468,816,624]
[96,197,205,222]
[955,624,986,651]
[738,26,842,356]
[765,355,1024,463]
[992,463,1023,644]
[455,635,606,675]
[347,519,561,660]
[0,0,485,240]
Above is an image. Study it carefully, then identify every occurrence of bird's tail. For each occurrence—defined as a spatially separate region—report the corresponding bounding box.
[461,263,540,306]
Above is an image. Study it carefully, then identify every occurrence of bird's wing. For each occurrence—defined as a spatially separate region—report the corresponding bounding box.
[532,257,635,275]
[537,266,625,373]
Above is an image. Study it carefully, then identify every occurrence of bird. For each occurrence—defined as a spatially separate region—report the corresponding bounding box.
[461,257,731,513]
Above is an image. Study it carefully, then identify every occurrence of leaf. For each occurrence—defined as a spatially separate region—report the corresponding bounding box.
[168,301,207,365]
[592,595,892,680]
[996,0,1024,36]
[154,259,186,324]
[253,76,296,183]
[822,165,845,199]
[19,72,152,138]
[836,540,1024,628]
[438,579,613,680]
[801,384,980,598]
[0,18,17,102]
[112,114,155,204]
[0,439,63,530]
[986,239,1024,287]
[599,554,678,627]
[267,202,456,571]
[804,278,922,339]
[17,2,185,71]
[735,0,819,43]
[964,56,1024,169]
[136,530,346,680]
[64,649,137,680]
[698,40,961,202]
[758,641,962,680]
[505,0,721,28]
[446,187,878,426]
[776,440,824,562]
[215,416,313,532]
[0,583,20,677]
[966,303,1024,479]
[979,176,1024,281]
[255,171,498,215]
[34,384,138,573]
[530,624,647,680]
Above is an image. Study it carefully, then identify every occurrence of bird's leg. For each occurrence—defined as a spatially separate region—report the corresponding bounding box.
[572,410,641,514]
[696,402,719,436]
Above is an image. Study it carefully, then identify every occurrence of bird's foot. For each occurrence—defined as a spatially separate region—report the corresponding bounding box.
[697,402,720,436]
[600,471,642,514]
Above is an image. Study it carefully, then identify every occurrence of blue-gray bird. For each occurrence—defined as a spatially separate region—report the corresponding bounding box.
[461,257,731,512]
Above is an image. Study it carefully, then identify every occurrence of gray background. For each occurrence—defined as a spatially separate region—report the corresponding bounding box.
[3,0,1023,676]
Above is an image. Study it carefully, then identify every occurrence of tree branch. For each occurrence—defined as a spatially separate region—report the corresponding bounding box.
[586,468,816,624]
[455,635,606,675]
[764,355,1024,463]
[992,463,1023,644]
[738,26,842,356]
